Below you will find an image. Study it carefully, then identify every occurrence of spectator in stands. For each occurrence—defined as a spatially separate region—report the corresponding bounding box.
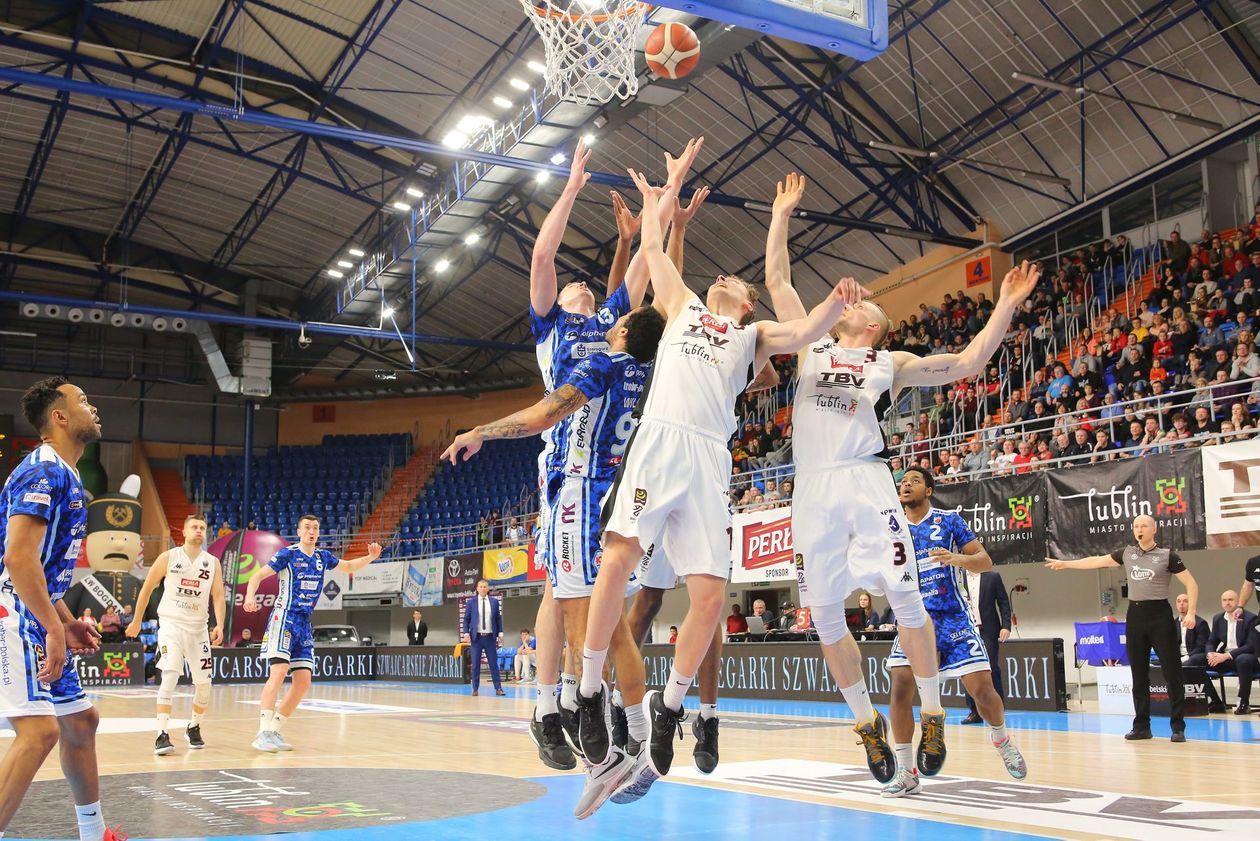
[1012,440,1035,474]
[669,626,678,644]
[80,607,94,625]
[98,605,123,642]
[1203,590,1257,714]
[1232,342,1260,380]
[1165,229,1192,275]
[1091,430,1117,463]
[1191,406,1219,437]
[1066,428,1093,461]
[120,603,134,627]
[235,628,255,647]
[487,510,501,545]
[217,521,232,539]
[1047,364,1073,401]
[505,517,525,545]
[726,604,748,636]
[246,520,257,531]
[514,629,537,683]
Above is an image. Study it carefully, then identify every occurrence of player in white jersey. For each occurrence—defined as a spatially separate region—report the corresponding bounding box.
[574,150,867,799]
[762,173,1041,783]
[127,512,226,755]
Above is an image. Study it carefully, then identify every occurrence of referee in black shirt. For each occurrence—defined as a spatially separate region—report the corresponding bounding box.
[1047,515,1200,742]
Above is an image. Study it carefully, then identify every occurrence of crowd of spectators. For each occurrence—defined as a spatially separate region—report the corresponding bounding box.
[728,209,1260,494]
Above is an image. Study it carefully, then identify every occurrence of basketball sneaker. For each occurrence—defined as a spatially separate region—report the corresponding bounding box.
[573,745,634,820]
[185,724,205,750]
[575,681,611,765]
[270,730,294,752]
[251,730,278,753]
[917,712,947,776]
[853,712,896,783]
[610,744,659,805]
[103,827,129,841]
[153,731,174,756]
[529,713,577,771]
[993,735,1026,779]
[643,690,686,777]
[691,714,719,774]
[879,767,921,798]
[611,702,629,751]
[558,702,583,759]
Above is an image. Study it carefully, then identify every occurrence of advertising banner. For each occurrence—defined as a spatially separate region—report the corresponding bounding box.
[730,507,795,584]
[526,541,546,581]
[482,546,530,585]
[211,647,376,683]
[931,472,1047,565]
[74,643,145,687]
[1201,439,1260,548]
[403,557,444,607]
[443,553,483,603]
[314,568,348,610]
[211,530,284,646]
[1046,452,1205,557]
[347,561,408,595]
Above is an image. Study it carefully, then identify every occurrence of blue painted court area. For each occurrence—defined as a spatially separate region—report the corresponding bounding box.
[378,680,1260,743]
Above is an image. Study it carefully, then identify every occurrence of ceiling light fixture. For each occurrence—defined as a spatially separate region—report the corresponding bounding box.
[535,171,551,184]
[337,260,353,269]
[406,186,424,198]
[442,130,469,149]
[492,95,514,109]
[348,247,365,257]
[527,60,547,74]
[509,77,530,91]
[392,201,411,212]
[464,232,481,245]
[326,269,344,278]
[550,152,567,165]
[434,258,451,272]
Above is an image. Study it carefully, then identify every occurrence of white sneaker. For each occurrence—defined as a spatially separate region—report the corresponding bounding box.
[994,736,1027,779]
[574,745,635,820]
[252,731,278,753]
[880,767,922,798]
[610,744,659,805]
[270,730,294,752]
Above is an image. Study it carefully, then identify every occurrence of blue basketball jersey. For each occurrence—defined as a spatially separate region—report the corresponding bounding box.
[906,508,978,620]
[0,445,87,618]
[530,285,631,475]
[551,351,648,481]
[268,545,340,617]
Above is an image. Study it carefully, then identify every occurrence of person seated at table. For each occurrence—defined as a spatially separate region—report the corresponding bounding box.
[1175,593,1224,713]
[791,607,814,633]
[879,604,897,630]
[1202,590,1258,713]
[751,599,776,628]
[726,603,749,636]
[857,592,880,630]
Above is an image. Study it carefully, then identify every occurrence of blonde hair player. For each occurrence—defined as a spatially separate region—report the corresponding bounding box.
[126,512,227,755]
[762,172,1040,783]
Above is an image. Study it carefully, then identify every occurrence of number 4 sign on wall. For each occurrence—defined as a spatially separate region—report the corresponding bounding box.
[966,255,992,289]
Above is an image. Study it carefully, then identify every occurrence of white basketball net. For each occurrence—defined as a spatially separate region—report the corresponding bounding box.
[521,1,648,106]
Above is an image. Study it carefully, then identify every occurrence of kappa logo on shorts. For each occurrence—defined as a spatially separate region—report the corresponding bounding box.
[900,569,914,583]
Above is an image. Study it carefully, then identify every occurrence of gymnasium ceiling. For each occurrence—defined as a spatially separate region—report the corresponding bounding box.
[0,0,1257,399]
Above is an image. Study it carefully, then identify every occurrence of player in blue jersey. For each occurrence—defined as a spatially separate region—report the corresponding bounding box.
[242,514,380,752]
[0,377,123,841]
[886,467,1027,797]
[444,305,667,816]
[524,137,693,773]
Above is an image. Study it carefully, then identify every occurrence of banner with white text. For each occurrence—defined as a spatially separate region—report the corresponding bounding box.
[1201,439,1260,548]
[730,507,795,584]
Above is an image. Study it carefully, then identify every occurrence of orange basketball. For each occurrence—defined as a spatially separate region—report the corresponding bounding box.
[645,22,700,80]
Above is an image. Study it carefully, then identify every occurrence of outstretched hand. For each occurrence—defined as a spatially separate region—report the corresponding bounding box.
[565,137,593,192]
[830,277,870,307]
[627,168,667,210]
[441,429,485,465]
[610,190,640,240]
[672,186,711,227]
[664,137,704,189]
[1000,260,1041,306]
[773,172,807,217]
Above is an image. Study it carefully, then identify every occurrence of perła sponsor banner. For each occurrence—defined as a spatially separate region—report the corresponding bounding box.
[730,507,794,584]
[1201,439,1260,548]
[931,472,1047,565]
[1046,451,1204,557]
[348,560,408,595]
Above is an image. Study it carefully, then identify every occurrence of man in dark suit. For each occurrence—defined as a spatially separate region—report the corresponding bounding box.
[406,610,428,646]
[461,579,505,696]
[962,569,1012,724]
[1201,590,1258,713]
[1175,593,1222,712]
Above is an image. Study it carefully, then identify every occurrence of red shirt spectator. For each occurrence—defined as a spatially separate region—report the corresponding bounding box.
[726,605,749,635]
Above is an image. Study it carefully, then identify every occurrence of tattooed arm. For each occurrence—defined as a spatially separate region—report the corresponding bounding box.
[441,385,589,464]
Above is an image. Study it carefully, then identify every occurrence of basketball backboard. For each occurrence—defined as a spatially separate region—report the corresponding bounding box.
[651,0,888,60]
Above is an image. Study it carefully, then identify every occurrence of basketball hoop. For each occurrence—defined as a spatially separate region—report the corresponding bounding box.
[521,1,649,106]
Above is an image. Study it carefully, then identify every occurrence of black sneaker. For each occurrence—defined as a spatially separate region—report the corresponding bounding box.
[917,712,947,776]
[692,715,719,774]
[575,682,611,765]
[185,724,205,750]
[558,702,583,759]
[853,712,895,783]
[643,690,686,777]
[611,703,629,751]
[529,713,577,771]
[154,731,174,756]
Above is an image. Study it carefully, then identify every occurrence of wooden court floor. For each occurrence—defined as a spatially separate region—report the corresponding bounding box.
[4,681,1259,840]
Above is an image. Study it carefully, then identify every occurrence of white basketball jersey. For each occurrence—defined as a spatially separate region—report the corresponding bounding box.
[158,545,215,628]
[793,338,896,469]
[636,298,758,440]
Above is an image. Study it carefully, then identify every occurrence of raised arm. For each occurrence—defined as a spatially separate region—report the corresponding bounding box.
[340,543,383,574]
[530,138,593,315]
[441,384,591,464]
[628,168,692,319]
[605,190,639,298]
[892,260,1041,391]
[622,138,705,309]
[764,173,808,322]
[1045,553,1119,570]
[753,278,868,371]
[125,550,169,638]
[666,186,711,279]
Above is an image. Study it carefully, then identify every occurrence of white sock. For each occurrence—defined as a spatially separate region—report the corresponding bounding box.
[914,674,943,714]
[662,667,693,710]
[894,743,914,773]
[536,682,559,718]
[273,714,287,733]
[839,679,876,725]
[579,648,607,696]
[190,710,203,727]
[990,723,1008,744]
[74,801,105,841]
[259,709,275,732]
[157,712,169,733]
[560,673,579,710]
[699,703,718,720]
[626,702,648,743]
